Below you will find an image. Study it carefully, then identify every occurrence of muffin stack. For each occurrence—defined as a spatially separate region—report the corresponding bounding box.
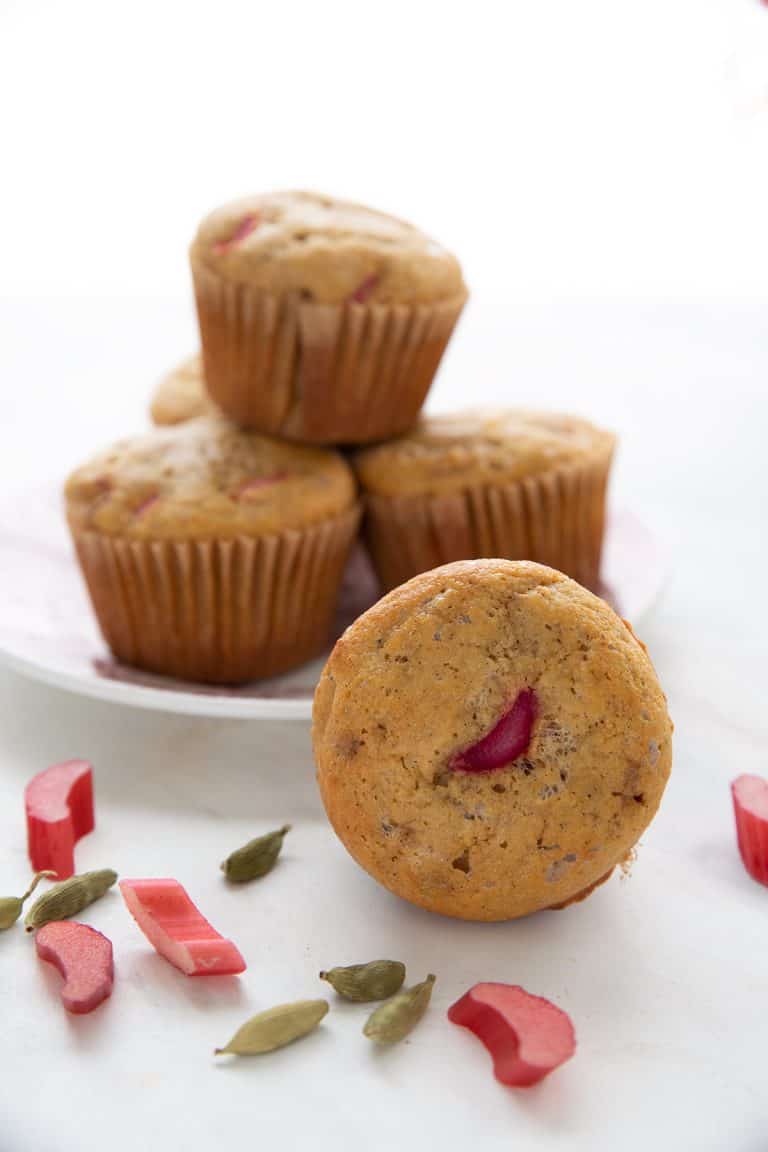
[66,190,614,686]
[189,191,467,444]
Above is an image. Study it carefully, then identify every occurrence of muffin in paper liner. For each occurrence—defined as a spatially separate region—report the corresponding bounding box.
[150,354,215,426]
[362,459,612,593]
[313,558,672,921]
[192,258,466,444]
[65,417,360,684]
[71,507,360,685]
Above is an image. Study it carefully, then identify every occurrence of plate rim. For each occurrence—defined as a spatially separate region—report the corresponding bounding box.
[0,505,664,722]
[0,644,315,720]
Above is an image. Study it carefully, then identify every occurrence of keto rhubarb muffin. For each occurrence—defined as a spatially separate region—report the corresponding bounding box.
[190,190,467,444]
[313,559,672,921]
[354,409,615,592]
[65,417,359,684]
[149,354,214,426]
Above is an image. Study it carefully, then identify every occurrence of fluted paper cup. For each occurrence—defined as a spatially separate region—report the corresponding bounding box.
[362,460,611,593]
[192,257,466,445]
[71,507,360,684]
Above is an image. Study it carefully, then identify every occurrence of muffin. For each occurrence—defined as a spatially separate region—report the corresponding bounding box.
[313,559,672,921]
[354,409,615,592]
[190,190,467,444]
[149,354,214,426]
[65,417,360,684]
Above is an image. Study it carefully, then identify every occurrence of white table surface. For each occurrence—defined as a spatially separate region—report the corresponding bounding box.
[0,294,766,1152]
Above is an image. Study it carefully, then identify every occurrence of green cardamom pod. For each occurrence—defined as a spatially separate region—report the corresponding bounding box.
[0,871,57,931]
[24,868,118,932]
[214,999,329,1057]
[220,825,290,883]
[320,960,406,1002]
[363,974,436,1044]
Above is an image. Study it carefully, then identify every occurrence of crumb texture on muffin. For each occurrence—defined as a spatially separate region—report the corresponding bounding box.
[354,410,616,498]
[191,190,466,305]
[150,354,213,426]
[313,559,672,921]
[65,417,357,540]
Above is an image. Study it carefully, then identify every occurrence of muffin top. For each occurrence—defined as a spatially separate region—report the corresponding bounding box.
[314,559,672,921]
[149,354,214,427]
[190,190,466,306]
[65,417,357,540]
[354,409,616,498]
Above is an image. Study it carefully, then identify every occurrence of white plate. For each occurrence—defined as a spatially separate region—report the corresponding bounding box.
[0,491,664,719]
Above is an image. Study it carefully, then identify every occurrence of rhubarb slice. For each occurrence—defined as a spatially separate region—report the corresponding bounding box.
[349,274,379,304]
[36,921,114,1014]
[214,213,260,253]
[731,774,768,886]
[448,982,576,1087]
[451,690,537,773]
[234,472,288,500]
[119,879,246,976]
[133,493,159,517]
[25,760,94,880]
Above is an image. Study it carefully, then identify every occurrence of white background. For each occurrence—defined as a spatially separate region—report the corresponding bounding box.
[1,0,768,303]
[1,2,768,1151]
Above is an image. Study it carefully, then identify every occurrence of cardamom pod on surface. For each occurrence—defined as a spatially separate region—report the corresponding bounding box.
[220,826,290,883]
[320,960,406,1002]
[24,869,118,932]
[215,1000,329,1057]
[363,974,436,1044]
[0,871,57,931]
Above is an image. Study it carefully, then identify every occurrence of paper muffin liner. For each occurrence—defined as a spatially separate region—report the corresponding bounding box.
[71,507,360,684]
[362,457,612,593]
[192,258,466,444]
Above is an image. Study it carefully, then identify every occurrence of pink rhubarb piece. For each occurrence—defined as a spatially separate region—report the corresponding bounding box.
[348,274,379,304]
[36,921,114,1014]
[213,213,260,253]
[731,774,768,886]
[451,689,538,773]
[133,493,159,517]
[235,472,287,500]
[119,879,246,976]
[25,760,94,880]
[448,982,576,1087]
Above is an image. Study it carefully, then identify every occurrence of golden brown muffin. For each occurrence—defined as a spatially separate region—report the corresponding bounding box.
[353,409,615,592]
[190,190,467,444]
[314,559,671,921]
[149,354,214,426]
[65,417,360,683]
[191,190,465,305]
